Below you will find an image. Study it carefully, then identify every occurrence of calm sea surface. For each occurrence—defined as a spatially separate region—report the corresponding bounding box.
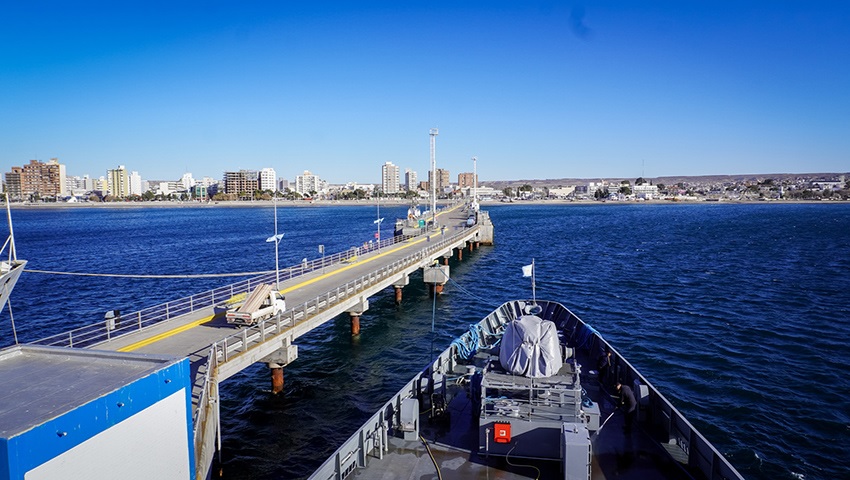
[3,202,849,480]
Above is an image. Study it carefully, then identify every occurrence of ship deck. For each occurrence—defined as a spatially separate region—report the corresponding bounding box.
[350,347,695,480]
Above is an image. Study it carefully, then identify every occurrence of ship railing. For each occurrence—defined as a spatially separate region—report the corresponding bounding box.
[573,320,745,480]
[28,233,417,349]
[309,328,459,480]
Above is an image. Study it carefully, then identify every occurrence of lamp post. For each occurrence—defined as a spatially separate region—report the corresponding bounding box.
[374,192,384,247]
[265,195,284,290]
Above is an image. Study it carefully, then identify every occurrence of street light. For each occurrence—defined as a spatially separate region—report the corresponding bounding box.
[374,192,384,247]
[265,195,284,290]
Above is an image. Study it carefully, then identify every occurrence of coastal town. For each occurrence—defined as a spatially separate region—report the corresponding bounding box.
[3,157,849,204]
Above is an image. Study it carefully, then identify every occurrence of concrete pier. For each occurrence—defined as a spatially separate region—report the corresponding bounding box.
[68,201,492,480]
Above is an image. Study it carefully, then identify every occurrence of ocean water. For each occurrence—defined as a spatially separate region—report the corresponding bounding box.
[2,202,849,480]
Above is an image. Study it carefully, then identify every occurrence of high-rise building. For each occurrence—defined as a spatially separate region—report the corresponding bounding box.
[404,169,418,191]
[129,171,143,196]
[106,165,130,198]
[295,171,322,196]
[224,170,259,196]
[5,158,67,200]
[259,168,277,192]
[428,168,450,193]
[458,172,477,189]
[4,167,22,200]
[381,162,400,194]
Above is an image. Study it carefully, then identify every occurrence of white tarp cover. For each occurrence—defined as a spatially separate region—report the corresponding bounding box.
[499,315,563,378]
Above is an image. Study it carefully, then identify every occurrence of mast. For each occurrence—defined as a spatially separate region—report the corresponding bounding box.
[429,128,438,228]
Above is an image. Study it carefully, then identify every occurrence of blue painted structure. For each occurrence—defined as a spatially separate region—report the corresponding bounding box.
[0,345,193,480]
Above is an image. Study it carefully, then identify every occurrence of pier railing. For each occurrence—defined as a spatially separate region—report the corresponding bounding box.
[206,229,466,361]
[29,233,417,349]
[190,223,480,480]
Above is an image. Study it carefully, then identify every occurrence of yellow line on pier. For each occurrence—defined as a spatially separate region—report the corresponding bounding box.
[116,208,465,353]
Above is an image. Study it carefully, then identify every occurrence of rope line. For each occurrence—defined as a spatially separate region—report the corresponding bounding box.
[23,268,276,279]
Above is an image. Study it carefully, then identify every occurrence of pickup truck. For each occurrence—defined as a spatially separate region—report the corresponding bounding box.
[226,283,286,326]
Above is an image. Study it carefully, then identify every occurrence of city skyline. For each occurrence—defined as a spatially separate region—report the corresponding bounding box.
[2,2,848,183]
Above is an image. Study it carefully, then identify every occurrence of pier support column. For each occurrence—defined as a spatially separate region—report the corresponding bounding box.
[263,338,299,395]
[269,364,284,394]
[346,298,369,336]
[457,247,463,261]
[392,274,409,306]
[443,256,450,266]
[423,264,449,297]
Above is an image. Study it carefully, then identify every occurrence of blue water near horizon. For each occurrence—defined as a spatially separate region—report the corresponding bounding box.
[2,202,849,480]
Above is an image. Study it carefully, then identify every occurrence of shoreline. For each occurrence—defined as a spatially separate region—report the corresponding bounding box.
[6,198,846,209]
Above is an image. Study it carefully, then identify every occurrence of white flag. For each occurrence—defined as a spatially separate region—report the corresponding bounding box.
[522,264,533,277]
[373,217,384,224]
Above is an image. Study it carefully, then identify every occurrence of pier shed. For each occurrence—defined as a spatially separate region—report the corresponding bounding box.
[0,345,193,480]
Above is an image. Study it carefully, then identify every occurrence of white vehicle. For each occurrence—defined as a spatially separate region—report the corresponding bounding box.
[225,283,286,326]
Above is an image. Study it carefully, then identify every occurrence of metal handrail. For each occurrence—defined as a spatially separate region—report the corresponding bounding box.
[190,220,480,479]
[208,225,475,364]
[28,233,418,348]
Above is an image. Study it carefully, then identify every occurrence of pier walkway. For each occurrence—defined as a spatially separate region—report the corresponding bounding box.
[30,202,493,480]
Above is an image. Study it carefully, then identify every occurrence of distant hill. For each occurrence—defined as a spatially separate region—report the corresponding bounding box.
[482,173,847,190]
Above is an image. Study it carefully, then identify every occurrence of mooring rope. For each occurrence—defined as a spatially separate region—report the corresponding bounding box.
[23,268,276,279]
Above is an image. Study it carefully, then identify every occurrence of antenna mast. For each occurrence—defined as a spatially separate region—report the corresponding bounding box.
[472,156,478,203]
[429,128,438,228]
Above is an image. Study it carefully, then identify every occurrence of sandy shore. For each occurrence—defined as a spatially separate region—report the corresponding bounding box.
[6,197,842,209]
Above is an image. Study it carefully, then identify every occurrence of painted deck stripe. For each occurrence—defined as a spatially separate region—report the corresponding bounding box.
[117,208,466,352]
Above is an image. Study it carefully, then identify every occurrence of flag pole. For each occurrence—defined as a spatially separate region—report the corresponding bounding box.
[531,258,536,304]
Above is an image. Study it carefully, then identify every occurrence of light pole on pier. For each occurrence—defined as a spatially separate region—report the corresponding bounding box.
[472,156,478,204]
[266,195,284,290]
[374,192,384,247]
[429,128,438,229]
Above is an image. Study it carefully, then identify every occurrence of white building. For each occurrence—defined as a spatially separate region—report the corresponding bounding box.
[198,176,218,187]
[259,168,277,192]
[381,162,400,194]
[548,186,576,198]
[633,184,659,199]
[129,171,142,196]
[462,185,498,199]
[405,169,417,191]
[180,172,195,191]
[296,171,322,196]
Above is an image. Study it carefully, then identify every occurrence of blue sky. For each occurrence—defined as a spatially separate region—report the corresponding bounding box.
[2,1,848,184]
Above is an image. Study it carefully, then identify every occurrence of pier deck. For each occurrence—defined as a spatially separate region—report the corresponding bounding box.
[29,202,490,480]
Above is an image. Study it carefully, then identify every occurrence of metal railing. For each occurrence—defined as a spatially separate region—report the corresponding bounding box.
[29,233,420,349]
[310,299,743,480]
[204,224,477,365]
[191,221,481,480]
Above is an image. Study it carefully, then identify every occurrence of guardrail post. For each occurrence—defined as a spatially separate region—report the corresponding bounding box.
[138,312,142,330]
